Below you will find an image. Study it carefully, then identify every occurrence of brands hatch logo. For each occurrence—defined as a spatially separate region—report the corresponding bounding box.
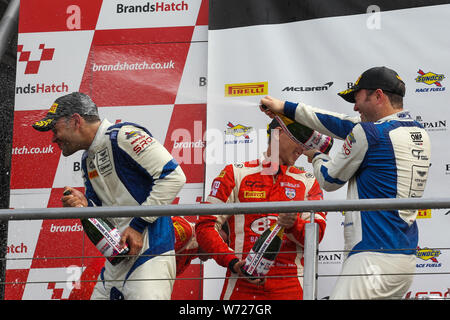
[415,69,446,93]
[116,1,189,13]
[282,82,333,92]
[16,44,69,95]
[17,44,55,74]
[225,82,268,97]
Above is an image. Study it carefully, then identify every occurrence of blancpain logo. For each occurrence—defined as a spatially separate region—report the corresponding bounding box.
[415,115,447,132]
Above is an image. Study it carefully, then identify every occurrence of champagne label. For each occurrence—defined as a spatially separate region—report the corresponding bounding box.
[243,250,277,278]
[96,238,116,258]
[304,131,333,153]
[89,218,126,258]
[255,257,275,277]
[243,224,283,277]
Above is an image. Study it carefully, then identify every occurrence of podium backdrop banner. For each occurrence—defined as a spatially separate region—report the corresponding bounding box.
[9,0,208,300]
[206,0,450,299]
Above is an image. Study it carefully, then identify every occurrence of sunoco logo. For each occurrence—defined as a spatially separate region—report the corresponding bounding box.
[415,70,445,86]
[416,248,440,262]
[415,69,446,93]
[225,82,268,97]
[416,247,442,268]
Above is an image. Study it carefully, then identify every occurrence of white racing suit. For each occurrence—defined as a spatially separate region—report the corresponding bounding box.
[82,119,186,300]
[283,101,431,299]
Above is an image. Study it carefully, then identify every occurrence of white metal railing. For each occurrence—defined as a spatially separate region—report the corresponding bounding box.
[2,197,450,300]
[2,197,450,221]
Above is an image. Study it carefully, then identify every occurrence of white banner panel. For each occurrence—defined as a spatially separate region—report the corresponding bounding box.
[9,0,208,300]
[207,3,450,299]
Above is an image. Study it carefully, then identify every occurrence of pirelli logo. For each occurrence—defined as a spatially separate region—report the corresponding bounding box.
[225,82,268,97]
[417,209,431,219]
[244,191,266,199]
[173,221,187,242]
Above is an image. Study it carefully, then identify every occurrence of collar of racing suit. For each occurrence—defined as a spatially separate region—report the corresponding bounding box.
[86,119,113,157]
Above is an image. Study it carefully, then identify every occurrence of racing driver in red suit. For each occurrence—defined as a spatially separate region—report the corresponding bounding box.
[196,118,327,300]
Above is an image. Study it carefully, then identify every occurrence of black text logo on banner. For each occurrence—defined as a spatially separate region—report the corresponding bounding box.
[282,82,333,92]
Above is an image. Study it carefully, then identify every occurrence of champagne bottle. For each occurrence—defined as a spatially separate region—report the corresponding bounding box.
[241,223,285,279]
[262,104,333,154]
[63,190,129,265]
[81,218,130,266]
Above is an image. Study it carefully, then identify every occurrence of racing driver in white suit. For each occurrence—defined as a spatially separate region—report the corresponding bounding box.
[32,92,186,300]
[260,67,431,299]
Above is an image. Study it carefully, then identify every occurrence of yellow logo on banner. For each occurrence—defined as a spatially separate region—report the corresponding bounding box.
[416,247,441,262]
[244,191,266,199]
[225,82,268,97]
[415,70,445,86]
[417,209,431,219]
[225,123,253,137]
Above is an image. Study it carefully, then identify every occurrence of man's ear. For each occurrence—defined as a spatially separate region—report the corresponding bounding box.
[375,89,385,102]
[71,113,83,128]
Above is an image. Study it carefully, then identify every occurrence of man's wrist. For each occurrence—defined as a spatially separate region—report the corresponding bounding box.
[129,217,148,233]
[284,101,298,120]
[228,258,239,273]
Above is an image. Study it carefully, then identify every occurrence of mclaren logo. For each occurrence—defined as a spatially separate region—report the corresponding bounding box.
[225,82,268,97]
[282,82,333,92]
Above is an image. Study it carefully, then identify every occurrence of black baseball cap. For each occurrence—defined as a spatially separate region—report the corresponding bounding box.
[32,92,99,131]
[338,66,405,103]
